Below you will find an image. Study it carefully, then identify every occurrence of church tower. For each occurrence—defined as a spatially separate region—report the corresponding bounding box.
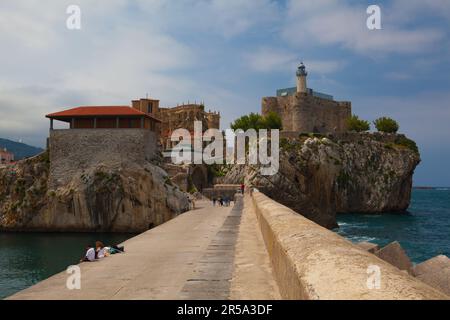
[296,62,308,94]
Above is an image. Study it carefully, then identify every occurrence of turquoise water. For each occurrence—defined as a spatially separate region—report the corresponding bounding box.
[337,189,450,264]
[0,233,134,299]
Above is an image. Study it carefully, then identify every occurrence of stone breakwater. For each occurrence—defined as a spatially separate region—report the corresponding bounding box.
[250,191,448,299]
[224,132,420,229]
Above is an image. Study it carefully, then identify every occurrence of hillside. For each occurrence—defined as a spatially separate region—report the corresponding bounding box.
[0,138,44,160]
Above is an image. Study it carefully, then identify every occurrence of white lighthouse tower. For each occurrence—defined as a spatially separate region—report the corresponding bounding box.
[296,62,308,94]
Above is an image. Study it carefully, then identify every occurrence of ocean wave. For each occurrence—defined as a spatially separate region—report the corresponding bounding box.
[347,235,377,243]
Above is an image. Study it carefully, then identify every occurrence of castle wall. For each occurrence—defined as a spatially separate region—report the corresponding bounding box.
[262,93,351,134]
[49,129,157,187]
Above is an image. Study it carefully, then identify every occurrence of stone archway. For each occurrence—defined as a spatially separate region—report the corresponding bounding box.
[189,165,208,192]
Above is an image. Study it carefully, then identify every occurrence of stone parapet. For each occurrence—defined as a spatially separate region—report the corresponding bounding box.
[250,191,448,300]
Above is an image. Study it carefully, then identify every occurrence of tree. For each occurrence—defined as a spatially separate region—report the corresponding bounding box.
[230,112,282,131]
[346,115,370,132]
[230,112,261,131]
[373,117,399,133]
[261,111,283,130]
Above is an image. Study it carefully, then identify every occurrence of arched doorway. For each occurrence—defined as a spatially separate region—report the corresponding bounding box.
[190,165,208,192]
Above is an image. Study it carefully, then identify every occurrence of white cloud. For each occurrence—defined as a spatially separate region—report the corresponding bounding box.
[245,47,345,75]
[0,1,274,146]
[0,0,448,152]
[245,48,296,72]
[282,0,446,56]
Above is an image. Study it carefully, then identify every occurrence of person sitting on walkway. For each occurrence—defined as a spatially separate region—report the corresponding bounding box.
[80,245,96,262]
[96,241,106,259]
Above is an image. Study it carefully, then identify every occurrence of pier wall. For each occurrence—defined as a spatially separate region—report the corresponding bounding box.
[250,191,448,300]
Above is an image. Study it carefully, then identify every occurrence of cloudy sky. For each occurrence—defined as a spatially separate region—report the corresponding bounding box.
[0,0,449,186]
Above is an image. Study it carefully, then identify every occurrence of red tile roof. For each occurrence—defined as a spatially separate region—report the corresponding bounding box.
[46,106,161,121]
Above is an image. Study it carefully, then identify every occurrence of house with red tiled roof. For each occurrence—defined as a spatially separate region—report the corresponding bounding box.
[46,98,161,132]
[46,98,163,187]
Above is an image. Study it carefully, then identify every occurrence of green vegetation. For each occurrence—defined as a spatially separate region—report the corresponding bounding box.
[280,138,306,153]
[93,170,123,193]
[346,115,370,132]
[208,164,229,178]
[230,112,282,131]
[395,136,419,154]
[262,111,283,130]
[374,117,399,133]
[188,185,198,194]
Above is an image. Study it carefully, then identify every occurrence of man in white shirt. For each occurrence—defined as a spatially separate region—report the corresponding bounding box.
[81,245,96,262]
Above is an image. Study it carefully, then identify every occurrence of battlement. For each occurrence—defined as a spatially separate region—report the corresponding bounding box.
[262,93,351,134]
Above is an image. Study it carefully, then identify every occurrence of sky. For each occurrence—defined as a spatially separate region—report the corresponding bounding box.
[0,0,449,186]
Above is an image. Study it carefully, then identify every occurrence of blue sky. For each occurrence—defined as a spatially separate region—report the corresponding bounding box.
[0,0,449,186]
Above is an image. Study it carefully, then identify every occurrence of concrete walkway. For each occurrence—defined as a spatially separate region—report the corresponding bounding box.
[230,195,281,299]
[8,195,280,300]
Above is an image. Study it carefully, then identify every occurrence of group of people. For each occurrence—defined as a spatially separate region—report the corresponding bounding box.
[81,241,124,262]
[212,196,232,207]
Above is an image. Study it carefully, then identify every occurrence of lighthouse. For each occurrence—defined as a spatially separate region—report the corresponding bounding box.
[296,62,308,94]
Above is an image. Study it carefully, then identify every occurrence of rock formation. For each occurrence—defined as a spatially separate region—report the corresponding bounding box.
[374,241,414,274]
[223,132,420,229]
[413,255,450,295]
[0,151,189,232]
[357,241,450,296]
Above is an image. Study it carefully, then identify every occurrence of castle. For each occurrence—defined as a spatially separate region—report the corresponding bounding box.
[262,63,352,134]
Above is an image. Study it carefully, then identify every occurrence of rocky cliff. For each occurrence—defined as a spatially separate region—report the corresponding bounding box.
[0,152,189,232]
[223,132,420,229]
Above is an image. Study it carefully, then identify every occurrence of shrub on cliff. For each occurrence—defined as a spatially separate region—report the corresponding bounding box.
[230,112,282,131]
[396,136,419,154]
[374,117,399,133]
[346,115,370,132]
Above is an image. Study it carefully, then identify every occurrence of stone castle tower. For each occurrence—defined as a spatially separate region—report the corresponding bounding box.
[262,63,352,134]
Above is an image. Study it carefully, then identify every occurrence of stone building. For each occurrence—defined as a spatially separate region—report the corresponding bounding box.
[46,102,161,187]
[0,148,14,164]
[158,103,220,150]
[262,63,352,134]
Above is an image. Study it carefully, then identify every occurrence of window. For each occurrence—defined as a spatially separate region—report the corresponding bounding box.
[147,103,153,114]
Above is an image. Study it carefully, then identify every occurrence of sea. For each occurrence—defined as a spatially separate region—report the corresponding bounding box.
[0,189,448,299]
[336,188,450,264]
